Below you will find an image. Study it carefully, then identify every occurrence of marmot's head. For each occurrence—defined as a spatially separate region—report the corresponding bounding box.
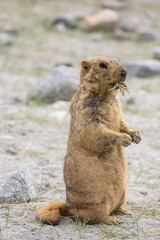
[80,56,127,94]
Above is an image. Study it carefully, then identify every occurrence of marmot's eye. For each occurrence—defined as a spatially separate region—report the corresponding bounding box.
[99,63,107,69]
[84,66,89,70]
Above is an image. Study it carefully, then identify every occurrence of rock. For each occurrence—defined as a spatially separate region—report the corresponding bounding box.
[120,19,136,32]
[55,61,73,67]
[10,96,23,103]
[0,33,13,45]
[6,147,17,155]
[89,32,103,42]
[126,97,135,105]
[84,9,120,31]
[124,60,160,78]
[49,101,70,122]
[3,25,18,35]
[146,11,156,20]
[137,29,155,41]
[101,0,129,10]
[54,23,66,32]
[44,12,84,30]
[52,12,84,29]
[27,65,79,103]
[50,110,69,122]
[112,29,133,40]
[153,47,160,60]
[0,169,35,203]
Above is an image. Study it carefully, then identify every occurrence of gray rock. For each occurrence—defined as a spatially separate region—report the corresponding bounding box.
[124,60,160,78]
[84,9,120,31]
[52,12,84,29]
[50,110,69,122]
[11,96,23,103]
[126,97,135,105]
[112,29,133,40]
[146,11,156,20]
[0,169,35,203]
[120,19,136,32]
[89,32,103,42]
[55,61,73,67]
[54,23,66,32]
[153,47,160,60]
[3,25,18,35]
[137,29,155,41]
[6,147,17,155]
[44,12,84,30]
[0,33,13,45]
[101,0,129,10]
[27,65,79,103]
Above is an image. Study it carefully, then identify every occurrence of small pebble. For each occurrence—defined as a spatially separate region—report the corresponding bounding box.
[112,29,133,40]
[89,33,102,42]
[137,29,155,41]
[21,132,26,136]
[6,147,17,155]
[153,47,160,60]
[55,61,73,67]
[140,191,148,195]
[4,25,18,35]
[120,19,136,32]
[54,23,66,32]
[31,228,36,232]
[127,97,135,105]
[0,33,13,45]
[146,11,156,20]
[11,96,22,103]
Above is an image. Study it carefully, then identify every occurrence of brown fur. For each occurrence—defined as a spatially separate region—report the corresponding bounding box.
[36,56,141,225]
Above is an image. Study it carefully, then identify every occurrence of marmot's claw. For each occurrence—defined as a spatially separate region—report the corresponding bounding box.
[117,133,132,147]
[131,131,141,144]
[105,216,119,225]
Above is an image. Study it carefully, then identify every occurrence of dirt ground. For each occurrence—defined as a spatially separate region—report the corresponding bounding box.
[0,0,160,239]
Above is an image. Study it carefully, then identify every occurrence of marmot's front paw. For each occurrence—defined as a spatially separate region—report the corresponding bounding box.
[129,131,141,144]
[116,133,132,147]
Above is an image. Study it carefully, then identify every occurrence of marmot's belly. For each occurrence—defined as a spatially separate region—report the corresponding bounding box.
[64,148,126,207]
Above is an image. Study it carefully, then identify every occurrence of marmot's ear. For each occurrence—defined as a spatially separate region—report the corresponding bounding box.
[81,60,91,71]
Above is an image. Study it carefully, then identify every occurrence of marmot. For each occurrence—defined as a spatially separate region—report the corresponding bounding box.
[36,56,141,225]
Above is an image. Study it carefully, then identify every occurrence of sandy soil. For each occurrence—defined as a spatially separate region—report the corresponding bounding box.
[0,0,160,239]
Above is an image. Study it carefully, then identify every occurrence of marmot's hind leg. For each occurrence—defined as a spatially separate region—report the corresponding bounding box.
[112,191,131,216]
[113,208,132,216]
[118,191,126,208]
[70,205,119,225]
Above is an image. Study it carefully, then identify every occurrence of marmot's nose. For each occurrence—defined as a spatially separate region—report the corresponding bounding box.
[121,69,127,81]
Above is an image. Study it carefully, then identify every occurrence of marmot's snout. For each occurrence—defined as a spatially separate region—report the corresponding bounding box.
[120,69,127,82]
[112,66,127,84]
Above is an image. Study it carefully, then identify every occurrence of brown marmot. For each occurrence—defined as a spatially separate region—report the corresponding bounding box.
[36,56,141,225]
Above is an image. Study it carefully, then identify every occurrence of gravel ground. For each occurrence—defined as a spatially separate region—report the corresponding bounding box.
[0,0,160,239]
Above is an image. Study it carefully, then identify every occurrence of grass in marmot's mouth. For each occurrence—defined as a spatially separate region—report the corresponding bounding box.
[108,82,129,96]
[107,82,129,105]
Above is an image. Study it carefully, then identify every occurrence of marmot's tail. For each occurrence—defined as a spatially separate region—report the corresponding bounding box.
[36,201,69,225]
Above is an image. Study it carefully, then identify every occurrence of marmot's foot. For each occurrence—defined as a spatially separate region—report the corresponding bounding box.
[113,208,132,216]
[116,133,132,147]
[129,131,141,144]
[105,216,119,225]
